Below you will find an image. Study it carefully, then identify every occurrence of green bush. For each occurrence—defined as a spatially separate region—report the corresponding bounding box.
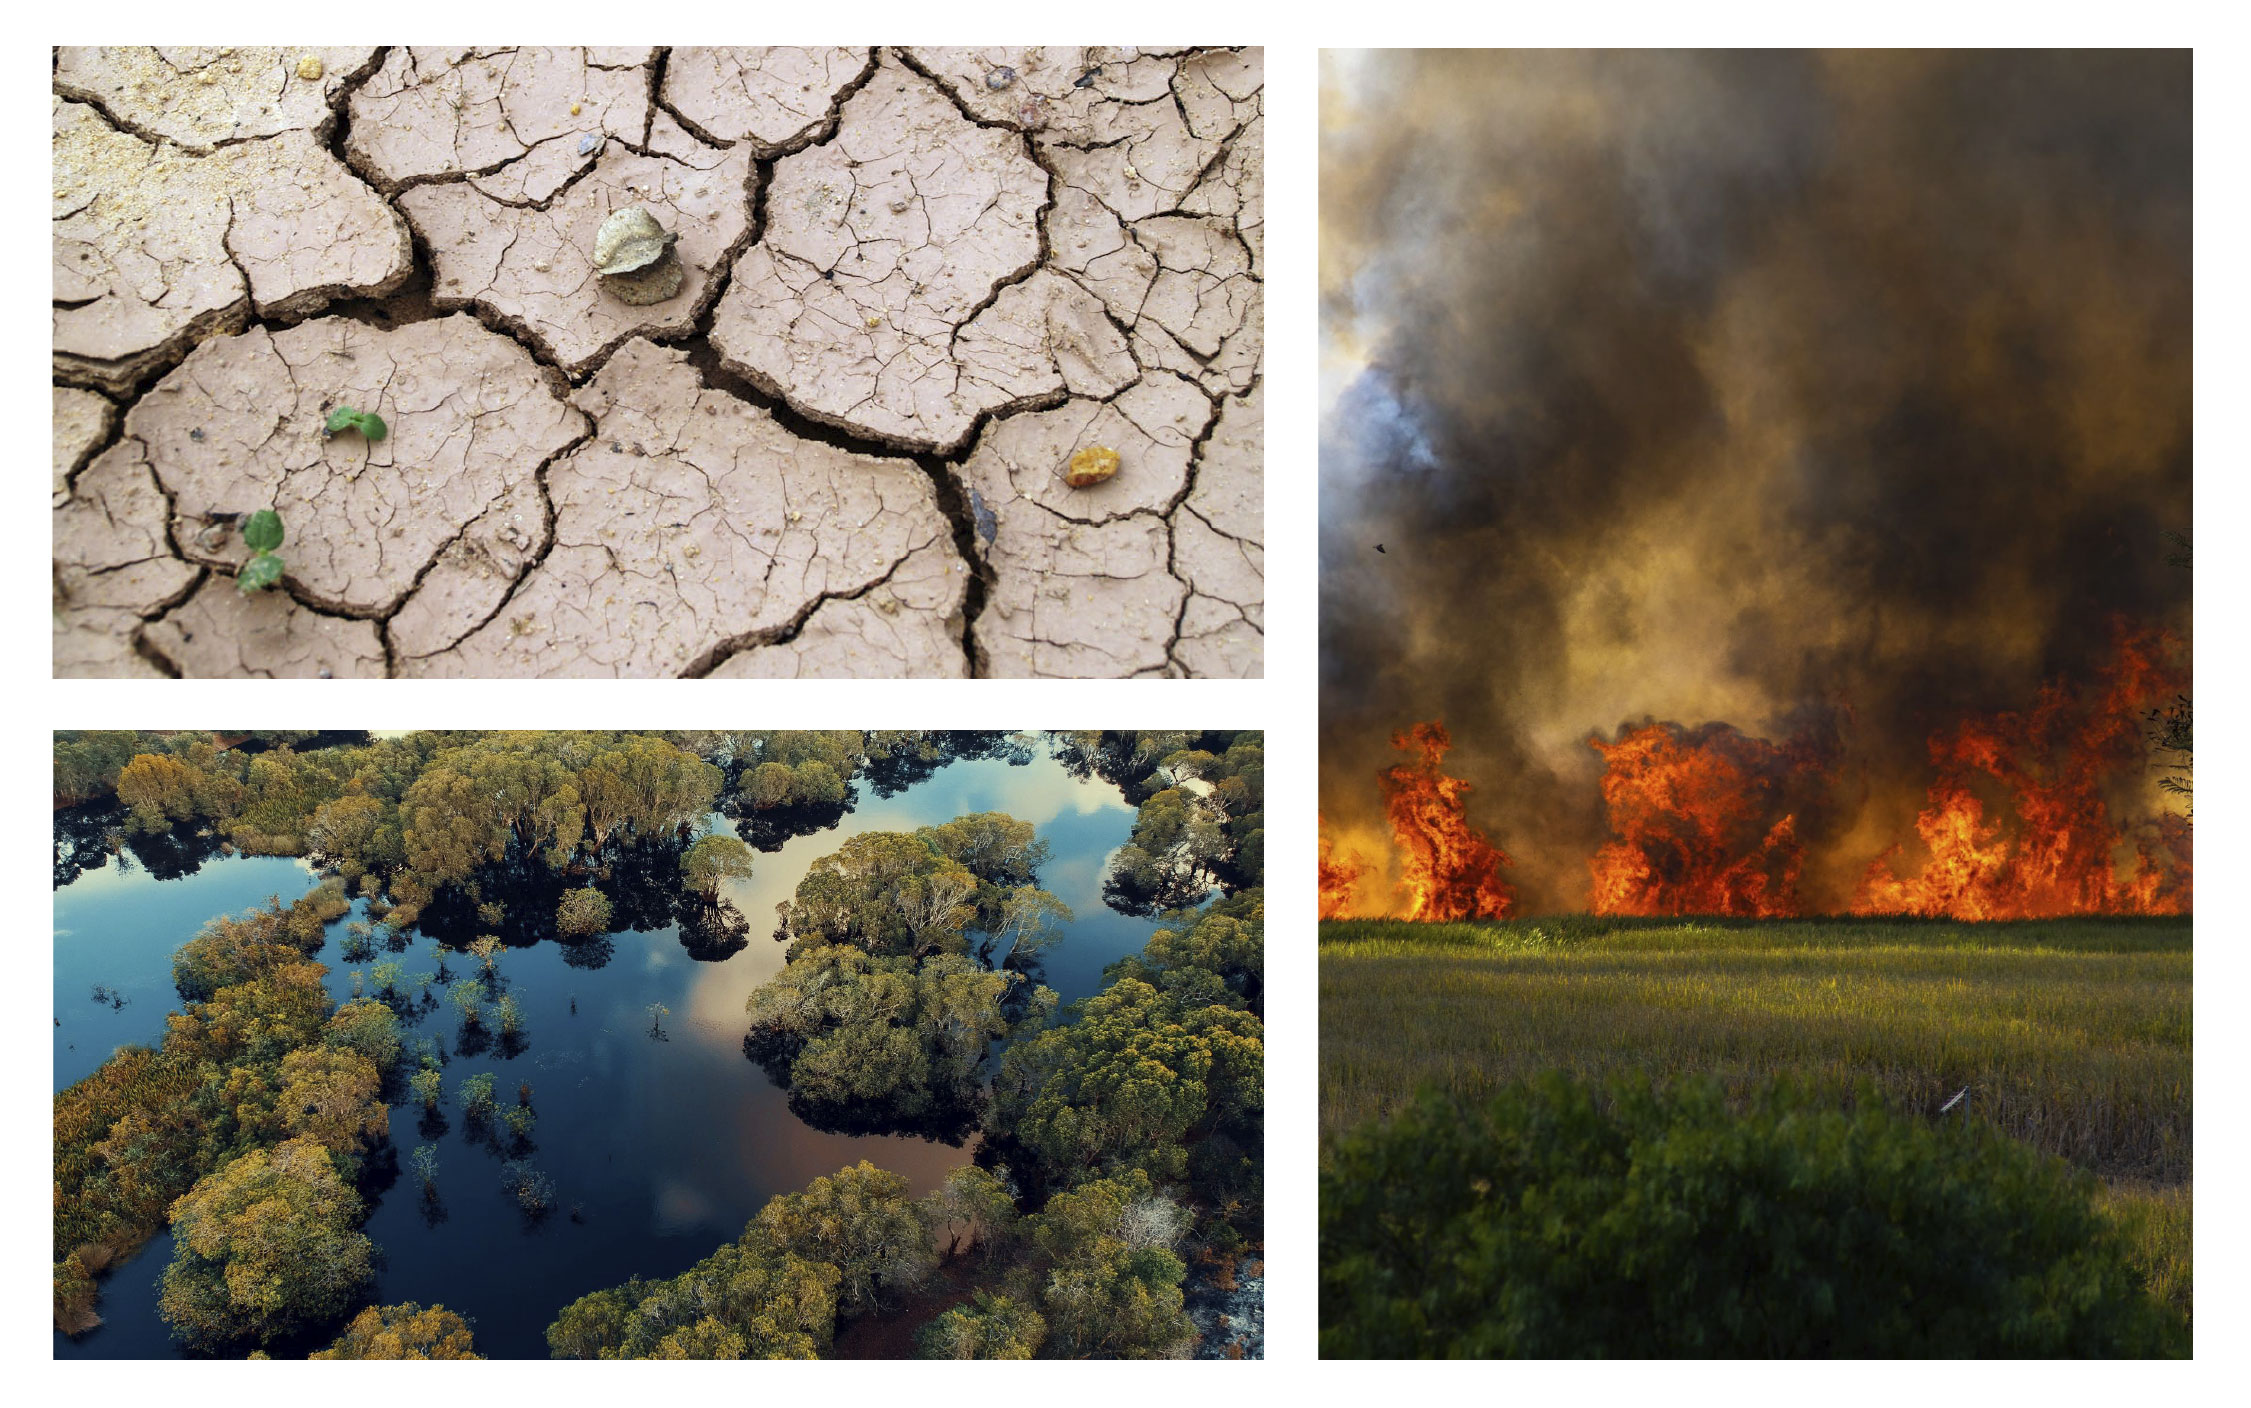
[1320,1076,2186,1358]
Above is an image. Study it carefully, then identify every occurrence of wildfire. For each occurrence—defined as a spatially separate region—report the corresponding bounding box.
[1586,722,1817,917]
[1380,722,1516,921]
[1854,626,2191,919]
[1320,631,2188,922]
[1318,819,1371,920]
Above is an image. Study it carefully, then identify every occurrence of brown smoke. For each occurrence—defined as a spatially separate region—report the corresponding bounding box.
[1319,50,2191,912]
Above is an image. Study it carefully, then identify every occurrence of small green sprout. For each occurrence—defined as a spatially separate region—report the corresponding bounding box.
[237,509,284,594]
[324,405,388,442]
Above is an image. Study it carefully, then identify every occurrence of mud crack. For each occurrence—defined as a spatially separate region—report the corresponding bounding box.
[52,44,1261,678]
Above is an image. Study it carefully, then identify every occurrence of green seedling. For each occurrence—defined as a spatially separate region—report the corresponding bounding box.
[236,509,284,594]
[324,405,388,442]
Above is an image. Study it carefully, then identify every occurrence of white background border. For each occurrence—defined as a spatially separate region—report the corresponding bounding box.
[11,5,2245,1399]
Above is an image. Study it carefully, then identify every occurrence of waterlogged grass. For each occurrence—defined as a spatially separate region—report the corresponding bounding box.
[1319,916,2191,1184]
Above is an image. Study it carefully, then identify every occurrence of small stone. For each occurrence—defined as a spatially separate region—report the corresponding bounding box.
[297,56,324,82]
[1064,445,1122,488]
[603,249,684,305]
[578,133,599,155]
[570,102,583,116]
[986,66,1016,91]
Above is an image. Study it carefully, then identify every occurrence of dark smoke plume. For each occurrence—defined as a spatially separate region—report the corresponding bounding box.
[1319,50,2191,912]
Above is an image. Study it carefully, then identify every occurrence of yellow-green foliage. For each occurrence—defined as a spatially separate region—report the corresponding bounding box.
[2105,1182,2192,1326]
[547,1225,843,1359]
[1320,916,2190,1183]
[312,1302,480,1359]
[54,900,352,1334]
[159,1137,373,1348]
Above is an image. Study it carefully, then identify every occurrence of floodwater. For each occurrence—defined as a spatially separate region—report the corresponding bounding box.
[53,741,1163,1358]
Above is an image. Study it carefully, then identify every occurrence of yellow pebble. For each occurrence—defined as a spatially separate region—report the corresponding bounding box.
[1065,446,1122,488]
[570,102,582,116]
[296,56,323,82]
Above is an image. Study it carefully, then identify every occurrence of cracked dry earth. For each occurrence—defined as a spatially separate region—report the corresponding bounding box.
[52,46,1264,678]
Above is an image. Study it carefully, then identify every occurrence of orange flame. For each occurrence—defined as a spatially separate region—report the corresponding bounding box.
[1318,818,1372,920]
[1380,722,1516,920]
[1854,626,2191,918]
[1587,722,1814,916]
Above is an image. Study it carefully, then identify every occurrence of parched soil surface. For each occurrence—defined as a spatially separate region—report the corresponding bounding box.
[52,46,1263,678]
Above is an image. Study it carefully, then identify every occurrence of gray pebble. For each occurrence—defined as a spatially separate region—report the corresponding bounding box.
[986,67,1016,91]
[578,133,598,155]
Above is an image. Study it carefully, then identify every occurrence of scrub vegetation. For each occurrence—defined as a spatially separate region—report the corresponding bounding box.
[1318,915,2190,1356]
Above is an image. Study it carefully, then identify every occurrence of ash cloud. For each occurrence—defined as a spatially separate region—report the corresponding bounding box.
[1320,50,2192,911]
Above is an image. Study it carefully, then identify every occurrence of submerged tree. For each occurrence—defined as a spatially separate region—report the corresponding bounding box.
[460,1072,498,1123]
[682,833,756,894]
[449,978,486,1029]
[744,946,1048,1142]
[501,1161,556,1214]
[157,1138,375,1349]
[557,887,614,939]
[312,1302,481,1359]
[468,934,503,979]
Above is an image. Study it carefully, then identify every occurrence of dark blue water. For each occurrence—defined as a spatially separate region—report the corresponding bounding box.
[54,850,321,1090]
[54,743,1162,1359]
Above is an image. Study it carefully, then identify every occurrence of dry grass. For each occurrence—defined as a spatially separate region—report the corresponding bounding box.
[1319,916,2191,1184]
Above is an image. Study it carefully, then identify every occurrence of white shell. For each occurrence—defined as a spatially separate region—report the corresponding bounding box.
[593,207,677,276]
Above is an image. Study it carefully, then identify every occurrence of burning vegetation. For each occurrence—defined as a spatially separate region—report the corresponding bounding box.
[1320,724,1516,922]
[1853,626,2190,920]
[1325,629,2189,921]
[1379,723,1516,921]
[1317,820,1371,921]
[1585,721,1826,918]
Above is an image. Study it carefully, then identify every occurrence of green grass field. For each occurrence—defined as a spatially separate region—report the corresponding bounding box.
[1321,915,2193,1330]
[1321,915,2190,1178]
